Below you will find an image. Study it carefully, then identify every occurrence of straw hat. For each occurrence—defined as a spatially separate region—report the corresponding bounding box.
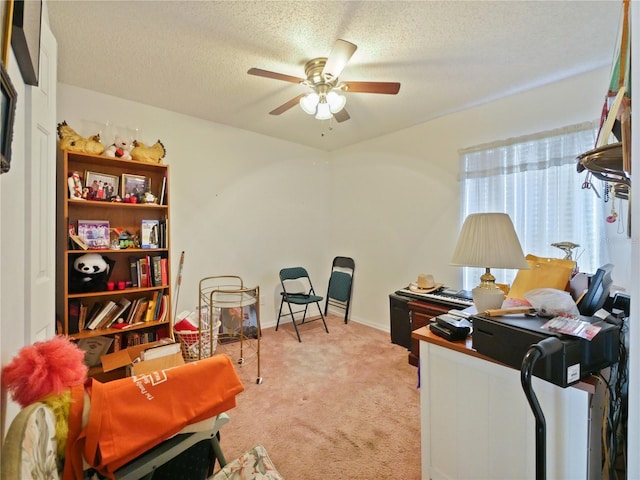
[408,273,443,293]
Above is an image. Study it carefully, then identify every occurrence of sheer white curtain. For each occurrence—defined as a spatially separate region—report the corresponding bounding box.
[458,121,609,290]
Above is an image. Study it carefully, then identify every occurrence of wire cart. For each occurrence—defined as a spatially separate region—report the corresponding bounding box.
[197,275,262,384]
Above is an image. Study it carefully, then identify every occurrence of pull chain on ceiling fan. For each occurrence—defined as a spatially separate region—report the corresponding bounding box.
[248,39,401,123]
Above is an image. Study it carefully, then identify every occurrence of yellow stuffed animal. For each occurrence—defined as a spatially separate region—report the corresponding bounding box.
[131,139,166,164]
[57,121,105,155]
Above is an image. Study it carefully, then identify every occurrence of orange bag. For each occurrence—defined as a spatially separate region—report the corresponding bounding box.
[64,354,244,479]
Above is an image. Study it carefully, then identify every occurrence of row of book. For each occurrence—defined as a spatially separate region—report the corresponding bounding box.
[68,292,169,333]
[130,255,168,288]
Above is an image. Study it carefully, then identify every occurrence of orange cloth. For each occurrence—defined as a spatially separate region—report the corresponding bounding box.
[64,355,244,479]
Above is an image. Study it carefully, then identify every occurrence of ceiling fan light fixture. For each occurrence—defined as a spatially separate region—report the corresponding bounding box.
[300,92,319,115]
[326,91,346,113]
[315,102,333,120]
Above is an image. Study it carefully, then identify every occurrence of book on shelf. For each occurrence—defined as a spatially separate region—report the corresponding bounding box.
[76,336,114,367]
[145,295,157,322]
[129,257,139,288]
[151,291,163,321]
[69,234,89,250]
[124,298,141,324]
[156,294,169,323]
[159,176,167,205]
[103,297,132,329]
[78,303,88,332]
[151,255,163,286]
[160,258,168,286]
[132,298,149,325]
[112,334,122,352]
[139,257,149,288]
[68,300,81,334]
[77,220,110,250]
[158,219,168,248]
[84,302,103,330]
[86,300,117,330]
[141,219,160,249]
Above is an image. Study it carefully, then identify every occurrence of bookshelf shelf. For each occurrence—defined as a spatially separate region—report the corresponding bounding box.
[56,149,173,381]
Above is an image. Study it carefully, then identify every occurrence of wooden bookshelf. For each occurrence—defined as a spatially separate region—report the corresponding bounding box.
[56,149,172,379]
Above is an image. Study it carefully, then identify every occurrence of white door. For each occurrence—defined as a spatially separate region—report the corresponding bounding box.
[25,21,57,342]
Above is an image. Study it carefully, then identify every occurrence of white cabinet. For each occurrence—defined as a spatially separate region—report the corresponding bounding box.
[419,340,589,480]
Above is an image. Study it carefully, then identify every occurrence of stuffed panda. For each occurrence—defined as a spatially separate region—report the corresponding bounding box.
[69,253,115,293]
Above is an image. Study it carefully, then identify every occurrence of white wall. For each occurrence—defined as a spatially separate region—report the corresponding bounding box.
[329,66,631,329]
[57,84,330,328]
[57,65,632,332]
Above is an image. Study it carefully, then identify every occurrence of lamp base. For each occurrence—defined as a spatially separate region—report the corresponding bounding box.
[472,285,505,314]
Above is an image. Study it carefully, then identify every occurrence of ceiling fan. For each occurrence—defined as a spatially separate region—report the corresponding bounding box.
[248,39,401,122]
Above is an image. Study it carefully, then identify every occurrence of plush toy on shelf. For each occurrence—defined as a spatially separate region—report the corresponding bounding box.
[131,139,166,164]
[67,171,85,200]
[104,135,133,160]
[69,252,115,293]
[57,121,105,155]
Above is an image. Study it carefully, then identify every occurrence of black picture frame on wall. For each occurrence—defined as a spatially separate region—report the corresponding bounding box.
[11,0,41,86]
[0,61,17,174]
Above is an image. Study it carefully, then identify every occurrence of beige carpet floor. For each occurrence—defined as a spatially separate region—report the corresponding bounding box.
[213,314,421,479]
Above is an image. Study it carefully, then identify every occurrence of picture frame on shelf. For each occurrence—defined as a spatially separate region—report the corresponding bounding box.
[85,171,119,201]
[141,219,160,249]
[122,174,149,202]
[77,220,110,250]
[0,61,17,175]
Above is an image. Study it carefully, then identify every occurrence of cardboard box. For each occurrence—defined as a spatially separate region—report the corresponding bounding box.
[101,340,184,375]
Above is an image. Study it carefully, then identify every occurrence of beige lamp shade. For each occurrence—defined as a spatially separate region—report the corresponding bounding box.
[451,213,529,312]
[451,213,529,270]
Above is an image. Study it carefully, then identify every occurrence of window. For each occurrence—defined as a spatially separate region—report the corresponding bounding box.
[458,121,609,290]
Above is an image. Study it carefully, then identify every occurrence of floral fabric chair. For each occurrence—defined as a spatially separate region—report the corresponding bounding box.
[211,445,284,480]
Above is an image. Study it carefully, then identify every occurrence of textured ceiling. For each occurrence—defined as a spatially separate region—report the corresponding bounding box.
[47,1,622,151]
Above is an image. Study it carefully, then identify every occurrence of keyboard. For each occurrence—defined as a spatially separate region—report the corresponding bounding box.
[395,288,474,307]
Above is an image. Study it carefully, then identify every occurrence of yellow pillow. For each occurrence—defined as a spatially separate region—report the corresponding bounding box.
[507,254,576,300]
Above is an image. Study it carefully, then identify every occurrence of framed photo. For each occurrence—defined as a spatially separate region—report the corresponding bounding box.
[11,0,42,86]
[85,171,119,201]
[122,174,150,201]
[77,220,110,250]
[0,60,17,175]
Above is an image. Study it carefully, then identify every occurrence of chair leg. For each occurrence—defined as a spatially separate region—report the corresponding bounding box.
[276,297,285,332]
[286,302,302,342]
[344,299,351,324]
[301,304,309,324]
[316,302,329,334]
[211,433,227,469]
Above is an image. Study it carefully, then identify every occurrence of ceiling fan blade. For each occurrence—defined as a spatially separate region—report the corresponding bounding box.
[269,94,306,115]
[342,81,401,94]
[333,109,350,123]
[322,39,357,80]
[248,68,304,84]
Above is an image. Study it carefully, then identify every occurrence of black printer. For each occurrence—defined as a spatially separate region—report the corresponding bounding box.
[472,313,620,388]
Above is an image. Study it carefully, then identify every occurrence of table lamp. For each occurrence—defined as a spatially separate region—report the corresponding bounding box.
[450,213,529,313]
